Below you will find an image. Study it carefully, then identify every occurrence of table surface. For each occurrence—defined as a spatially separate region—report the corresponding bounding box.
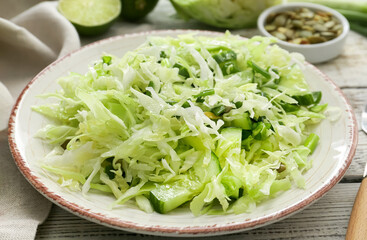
[35,1,367,239]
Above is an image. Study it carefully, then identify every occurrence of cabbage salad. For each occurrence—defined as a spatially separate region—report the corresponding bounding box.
[33,32,327,215]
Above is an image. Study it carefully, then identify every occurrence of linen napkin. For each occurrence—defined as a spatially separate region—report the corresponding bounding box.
[0,1,80,239]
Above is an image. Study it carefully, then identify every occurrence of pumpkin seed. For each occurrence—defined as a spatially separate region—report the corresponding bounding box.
[300,12,314,19]
[285,29,294,39]
[293,20,303,28]
[273,14,287,26]
[324,21,335,28]
[277,27,288,34]
[300,30,313,38]
[264,7,343,45]
[308,35,327,44]
[305,20,316,26]
[313,24,327,32]
[272,31,287,41]
[332,24,343,31]
[302,25,314,31]
[265,25,277,31]
[289,38,302,44]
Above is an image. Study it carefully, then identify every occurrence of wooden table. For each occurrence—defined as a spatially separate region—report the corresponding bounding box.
[35,1,367,239]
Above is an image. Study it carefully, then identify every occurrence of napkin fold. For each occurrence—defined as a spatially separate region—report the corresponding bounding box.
[0,1,80,239]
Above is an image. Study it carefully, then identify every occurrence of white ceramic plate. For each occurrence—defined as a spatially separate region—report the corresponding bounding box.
[8,30,357,237]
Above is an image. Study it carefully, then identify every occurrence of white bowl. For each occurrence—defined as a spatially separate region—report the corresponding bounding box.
[257,3,350,64]
[8,30,357,236]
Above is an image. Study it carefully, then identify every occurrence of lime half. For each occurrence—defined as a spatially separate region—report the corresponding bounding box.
[58,0,121,36]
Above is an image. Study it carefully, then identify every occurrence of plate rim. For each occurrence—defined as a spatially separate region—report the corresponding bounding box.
[7,29,358,236]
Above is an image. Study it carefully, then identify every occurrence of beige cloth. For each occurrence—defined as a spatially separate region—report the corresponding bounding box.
[0,1,80,239]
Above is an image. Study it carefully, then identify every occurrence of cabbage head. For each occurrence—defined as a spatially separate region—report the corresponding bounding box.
[170,0,281,29]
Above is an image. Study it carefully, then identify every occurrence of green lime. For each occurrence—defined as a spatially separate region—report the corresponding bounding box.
[120,0,159,22]
[58,0,121,36]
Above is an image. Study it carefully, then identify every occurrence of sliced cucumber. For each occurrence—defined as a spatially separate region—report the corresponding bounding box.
[183,136,206,151]
[150,153,220,214]
[150,182,197,214]
[231,112,252,130]
[221,174,242,199]
[216,127,242,159]
[193,152,221,183]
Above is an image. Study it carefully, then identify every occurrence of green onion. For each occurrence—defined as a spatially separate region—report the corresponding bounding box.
[103,157,115,179]
[193,89,215,98]
[212,50,237,63]
[241,130,252,140]
[102,56,112,65]
[281,103,300,112]
[310,103,328,113]
[221,61,240,75]
[350,22,367,37]
[293,94,313,106]
[304,133,320,154]
[247,61,271,79]
[235,102,243,108]
[272,68,279,75]
[336,9,367,23]
[213,50,239,75]
[160,51,167,58]
[196,97,205,103]
[166,101,177,106]
[312,91,322,104]
[272,69,281,84]
[241,135,254,151]
[211,105,227,116]
[252,122,271,140]
[173,63,190,79]
[182,101,190,108]
[293,91,322,106]
[286,0,367,14]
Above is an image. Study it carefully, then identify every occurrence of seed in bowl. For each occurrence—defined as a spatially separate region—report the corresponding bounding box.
[265,7,343,45]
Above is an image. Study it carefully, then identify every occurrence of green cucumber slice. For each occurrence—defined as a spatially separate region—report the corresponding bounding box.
[150,182,197,214]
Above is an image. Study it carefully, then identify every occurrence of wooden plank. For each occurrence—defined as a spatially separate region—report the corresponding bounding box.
[36,182,358,240]
[341,89,367,179]
[315,31,367,88]
[344,130,367,180]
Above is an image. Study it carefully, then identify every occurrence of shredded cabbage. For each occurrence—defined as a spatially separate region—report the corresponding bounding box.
[33,32,327,215]
[170,0,281,29]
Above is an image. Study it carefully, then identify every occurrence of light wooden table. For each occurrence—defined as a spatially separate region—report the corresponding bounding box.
[35,1,367,239]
